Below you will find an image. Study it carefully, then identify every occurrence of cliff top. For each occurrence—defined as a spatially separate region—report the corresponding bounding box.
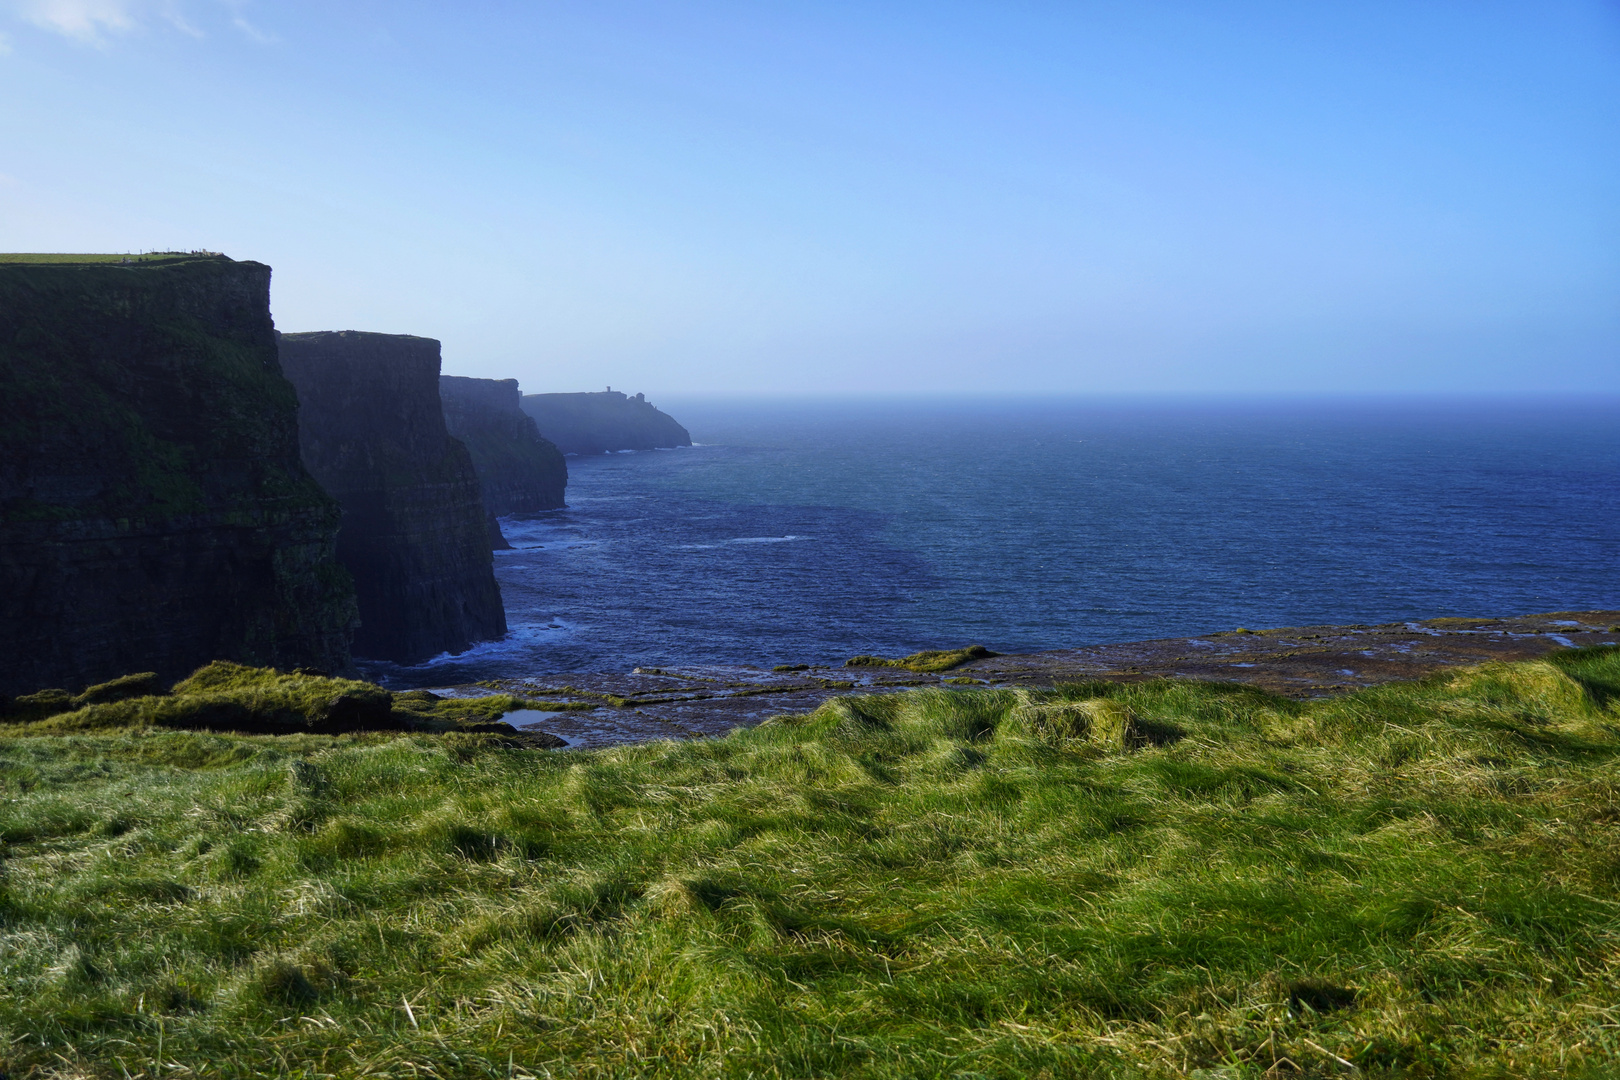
[0,252,239,266]
[525,389,656,405]
[279,330,440,348]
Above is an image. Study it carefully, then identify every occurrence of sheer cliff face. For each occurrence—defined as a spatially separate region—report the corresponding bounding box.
[519,391,692,455]
[0,255,357,696]
[439,376,567,518]
[277,331,506,664]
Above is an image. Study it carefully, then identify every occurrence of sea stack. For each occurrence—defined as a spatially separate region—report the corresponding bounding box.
[439,376,567,547]
[0,254,357,696]
[278,331,506,663]
[519,389,692,455]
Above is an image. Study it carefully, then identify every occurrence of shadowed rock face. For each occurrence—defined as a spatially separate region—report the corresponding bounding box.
[278,331,506,664]
[520,390,691,455]
[439,376,566,547]
[0,254,357,696]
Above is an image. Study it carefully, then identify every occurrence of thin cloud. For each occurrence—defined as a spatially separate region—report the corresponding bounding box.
[8,0,137,43]
[1,0,275,45]
[230,13,273,43]
[159,0,201,38]
[221,0,273,43]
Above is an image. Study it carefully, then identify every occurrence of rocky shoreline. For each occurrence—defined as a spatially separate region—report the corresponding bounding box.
[431,609,1620,748]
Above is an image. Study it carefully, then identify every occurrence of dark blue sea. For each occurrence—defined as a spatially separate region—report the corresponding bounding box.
[366,398,1620,686]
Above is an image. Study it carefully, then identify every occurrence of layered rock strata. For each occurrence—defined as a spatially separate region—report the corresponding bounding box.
[0,254,357,696]
[439,376,567,547]
[278,332,506,663]
[519,390,691,455]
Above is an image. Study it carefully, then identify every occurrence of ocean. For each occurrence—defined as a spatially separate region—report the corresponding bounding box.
[361,397,1620,687]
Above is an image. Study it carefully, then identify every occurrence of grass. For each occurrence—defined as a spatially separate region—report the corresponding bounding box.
[2,649,1620,1076]
[0,661,562,737]
[0,252,221,264]
[846,644,998,673]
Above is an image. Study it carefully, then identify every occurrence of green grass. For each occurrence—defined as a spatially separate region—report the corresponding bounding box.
[0,661,558,736]
[3,649,1620,1077]
[0,252,219,264]
[846,644,999,673]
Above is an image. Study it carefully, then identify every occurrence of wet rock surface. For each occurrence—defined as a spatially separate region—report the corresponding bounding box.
[438,610,1620,749]
[279,331,505,664]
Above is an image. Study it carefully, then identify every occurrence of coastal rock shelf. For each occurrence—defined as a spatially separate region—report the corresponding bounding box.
[445,610,1620,748]
[0,254,357,695]
[279,331,506,664]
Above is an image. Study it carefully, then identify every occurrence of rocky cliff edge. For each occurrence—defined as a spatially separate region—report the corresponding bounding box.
[0,254,357,696]
[278,331,506,664]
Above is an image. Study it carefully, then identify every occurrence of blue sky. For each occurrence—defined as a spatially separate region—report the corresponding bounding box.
[1,1,1616,395]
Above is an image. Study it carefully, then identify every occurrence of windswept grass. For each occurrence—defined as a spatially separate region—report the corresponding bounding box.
[0,252,218,264]
[846,644,998,672]
[0,650,1619,1076]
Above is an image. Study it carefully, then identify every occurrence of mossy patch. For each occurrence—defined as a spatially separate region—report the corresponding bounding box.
[845,644,998,672]
[0,661,564,738]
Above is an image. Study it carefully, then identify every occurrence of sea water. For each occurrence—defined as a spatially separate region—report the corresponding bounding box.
[362,397,1620,687]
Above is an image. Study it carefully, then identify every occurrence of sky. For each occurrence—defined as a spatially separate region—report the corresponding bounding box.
[1,1,1617,396]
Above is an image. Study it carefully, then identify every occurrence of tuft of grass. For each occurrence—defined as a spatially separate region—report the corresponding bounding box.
[845,644,998,672]
[1,648,1619,1076]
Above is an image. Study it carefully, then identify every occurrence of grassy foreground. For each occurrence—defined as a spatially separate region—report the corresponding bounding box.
[3,652,1620,1077]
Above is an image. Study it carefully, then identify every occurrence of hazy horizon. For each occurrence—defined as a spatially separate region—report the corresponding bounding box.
[2,1,1616,397]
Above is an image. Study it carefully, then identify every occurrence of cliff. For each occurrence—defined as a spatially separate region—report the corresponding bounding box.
[519,390,692,455]
[278,332,506,663]
[439,376,567,547]
[0,253,357,697]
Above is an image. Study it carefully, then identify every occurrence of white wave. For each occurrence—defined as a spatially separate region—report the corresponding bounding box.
[372,618,575,675]
[677,535,809,550]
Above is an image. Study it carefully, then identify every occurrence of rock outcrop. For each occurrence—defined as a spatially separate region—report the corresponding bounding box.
[519,390,691,455]
[439,376,567,547]
[0,253,357,697]
[278,332,506,664]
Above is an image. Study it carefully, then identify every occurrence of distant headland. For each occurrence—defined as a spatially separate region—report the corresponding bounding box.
[520,388,692,455]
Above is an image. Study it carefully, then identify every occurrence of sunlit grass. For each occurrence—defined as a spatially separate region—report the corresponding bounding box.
[845,644,998,672]
[0,252,216,264]
[1,661,568,737]
[2,649,1619,1076]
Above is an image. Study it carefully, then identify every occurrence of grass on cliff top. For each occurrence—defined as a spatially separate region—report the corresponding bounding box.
[846,644,998,673]
[4,649,1620,1078]
[0,251,222,264]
